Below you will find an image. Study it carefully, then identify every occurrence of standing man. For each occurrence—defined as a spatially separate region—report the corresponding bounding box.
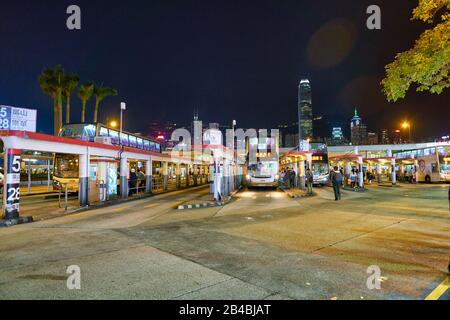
[306,168,314,195]
[331,166,343,201]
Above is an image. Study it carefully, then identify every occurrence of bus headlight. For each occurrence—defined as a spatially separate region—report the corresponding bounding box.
[275,174,280,180]
[246,175,251,180]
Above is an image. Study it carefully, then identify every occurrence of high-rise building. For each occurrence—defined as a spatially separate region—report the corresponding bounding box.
[380,129,390,144]
[331,127,345,145]
[367,132,379,145]
[350,109,368,145]
[298,79,313,142]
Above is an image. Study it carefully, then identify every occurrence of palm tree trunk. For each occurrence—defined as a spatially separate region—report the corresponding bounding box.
[56,91,63,134]
[93,101,100,123]
[65,97,71,124]
[81,100,86,123]
[53,101,59,136]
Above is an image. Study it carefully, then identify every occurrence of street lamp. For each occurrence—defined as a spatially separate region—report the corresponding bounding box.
[402,121,411,143]
[109,120,118,129]
[120,102,126,136]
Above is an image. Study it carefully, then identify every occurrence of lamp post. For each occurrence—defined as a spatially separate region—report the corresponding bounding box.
[120,102,126,138]
[402,121,411,143]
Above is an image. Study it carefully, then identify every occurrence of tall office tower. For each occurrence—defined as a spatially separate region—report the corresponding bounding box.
[350,109,368,146]
[380,129,390,144]
[331,127,345,145]
[298,79,313,145]
[367,132,379,145]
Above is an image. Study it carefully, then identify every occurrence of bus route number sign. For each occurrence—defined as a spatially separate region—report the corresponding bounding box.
[5,149,21,219]
[0,105,37,132]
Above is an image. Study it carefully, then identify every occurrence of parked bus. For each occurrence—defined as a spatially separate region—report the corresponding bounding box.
[311,152,330,186]
[394,146,450,183]
[53,123,162,192]
[245,136,279,189]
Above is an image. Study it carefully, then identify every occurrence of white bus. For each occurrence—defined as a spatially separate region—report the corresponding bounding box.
[245,136,279,189]
[395,146,450,183]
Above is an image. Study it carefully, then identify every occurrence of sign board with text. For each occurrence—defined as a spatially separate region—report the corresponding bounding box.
[0,105,37,132]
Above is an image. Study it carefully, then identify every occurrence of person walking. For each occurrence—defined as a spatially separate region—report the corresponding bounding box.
[350,169,357,189]
[306,168,314,195]
[291,169,297,189]
[331,166,343,201]
[286,168,292,189]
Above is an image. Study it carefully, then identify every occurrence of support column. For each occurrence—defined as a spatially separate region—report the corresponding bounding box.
[358,156,364,188]
[345,162,352,186]
[299,160,306,190]
[306,153,313,171]
[391,158,397,185]
[163,161,169,191]
[79,153,89,207]
[294,161,299,189]
[414,159,419,183]
[120,156,128,198]
[193,165,198,186]
[376,163,382,184]
[176,163,181,189]
[145,159,152,193]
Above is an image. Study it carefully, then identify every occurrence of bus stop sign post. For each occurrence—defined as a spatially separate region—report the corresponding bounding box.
[1,148,33,226]
[4,149,21,220]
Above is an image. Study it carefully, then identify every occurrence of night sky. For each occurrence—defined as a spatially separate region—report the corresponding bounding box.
[0,0,449,140]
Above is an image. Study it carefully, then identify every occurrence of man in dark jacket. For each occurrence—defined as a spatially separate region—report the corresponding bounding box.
[331,166,343,201]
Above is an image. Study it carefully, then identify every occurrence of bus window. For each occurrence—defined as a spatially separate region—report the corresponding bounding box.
[54,154,79,178]
[99,126,109,137]
[129,136,137,148]
[137,138,144,150]
[143,140,150,151]
[109,129,120,145]
[120,133,129,147]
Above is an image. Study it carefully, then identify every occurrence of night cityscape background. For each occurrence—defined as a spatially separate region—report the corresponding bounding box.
[0,0,449,143]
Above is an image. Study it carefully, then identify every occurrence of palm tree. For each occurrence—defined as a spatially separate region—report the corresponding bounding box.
[38,65,65,135]
[77,83,94,123]
[62,74,80,124]
[93,85,118,123]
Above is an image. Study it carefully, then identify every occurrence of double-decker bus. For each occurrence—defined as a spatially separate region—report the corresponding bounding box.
[53,123,162,192]
[245,135,280,189]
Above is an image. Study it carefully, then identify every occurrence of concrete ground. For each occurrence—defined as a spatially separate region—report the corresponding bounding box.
[0,184,449,300]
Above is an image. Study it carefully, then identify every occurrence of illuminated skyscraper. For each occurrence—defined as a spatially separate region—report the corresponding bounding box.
[350,108,368,145]
[298,79,313,143]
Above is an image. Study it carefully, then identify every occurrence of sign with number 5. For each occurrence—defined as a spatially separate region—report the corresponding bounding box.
[4,149,21,220]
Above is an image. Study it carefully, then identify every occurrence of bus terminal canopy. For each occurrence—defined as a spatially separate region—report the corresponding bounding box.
[329,154,363,163]
[280,151,313,165]
[0,130,199,164]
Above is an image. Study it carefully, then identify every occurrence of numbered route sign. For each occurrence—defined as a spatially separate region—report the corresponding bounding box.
[4,149,22,220]
[0,105,37,132]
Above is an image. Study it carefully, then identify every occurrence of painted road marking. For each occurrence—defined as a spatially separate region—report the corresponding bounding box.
[425,276,449,300]
[69,205,131,218]
[144,203,159,209]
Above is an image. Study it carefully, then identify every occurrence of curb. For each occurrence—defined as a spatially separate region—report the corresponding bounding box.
[343,187,367,193]
[177,185,243,210]
[287,192,316,199]
[177,202,225,210]
[281,188,316,199]
[0,216,34,228]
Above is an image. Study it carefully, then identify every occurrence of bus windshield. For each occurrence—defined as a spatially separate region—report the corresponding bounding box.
[54,154,79,178]
[248,161,278,178]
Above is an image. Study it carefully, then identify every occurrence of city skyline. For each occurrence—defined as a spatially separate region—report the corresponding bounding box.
[0,1,449,140]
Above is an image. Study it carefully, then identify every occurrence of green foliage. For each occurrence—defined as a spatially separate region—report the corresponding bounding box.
[382,0,450,102]
[78,83,94,123]
[38,65,65,134]
[93,85,118,123]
